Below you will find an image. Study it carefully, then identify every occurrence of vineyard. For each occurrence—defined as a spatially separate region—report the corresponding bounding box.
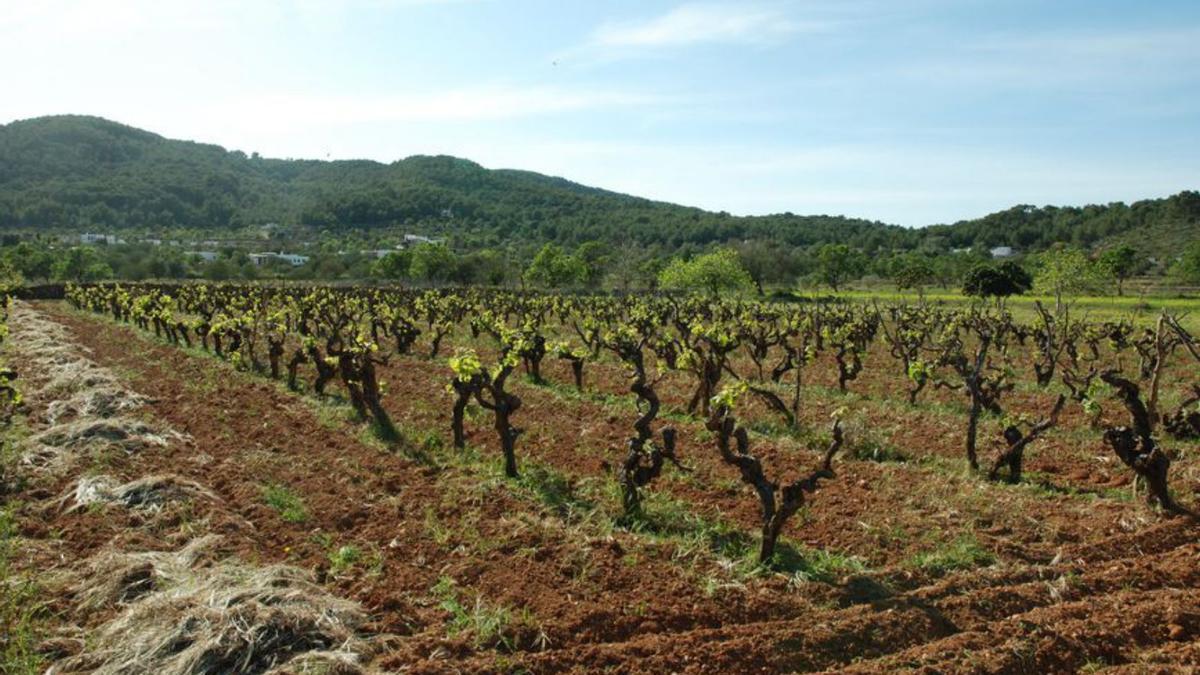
[3,283,1200,673]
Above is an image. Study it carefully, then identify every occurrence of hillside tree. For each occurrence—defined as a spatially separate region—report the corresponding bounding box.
[962,261,1032,303]
[1035,247,1100,312]
[1097,244,1140,296]
[524,243,587,288]
[814,244,866,292]
[657,248,753,296]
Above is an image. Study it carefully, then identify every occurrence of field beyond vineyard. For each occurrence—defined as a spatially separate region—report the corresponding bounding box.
[3,285,1200,674]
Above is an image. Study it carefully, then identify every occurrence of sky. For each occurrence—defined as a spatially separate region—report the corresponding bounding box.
[2,0,1199,226]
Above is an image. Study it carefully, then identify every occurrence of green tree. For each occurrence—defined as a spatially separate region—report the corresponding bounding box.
[600,247,655,291]
[1034,247,1100,312]
[409,243,458,284]
[371,251,412,280]
[51,247,113,282]
[1170,240,1200,285]
[203,258,235,281]
[239,260,260,280]
[1097,244,1140,296]
[524,243,587,288]
[962,261,1032,302]
[138,249,188,280]
[462,249,510,286]
[657,248,753,296]
[2,241,54,281]
[0,258,24,295]
[890,253,936,296]
[575,241,612,286]
[734,240,791,295]
[814,244,866,292]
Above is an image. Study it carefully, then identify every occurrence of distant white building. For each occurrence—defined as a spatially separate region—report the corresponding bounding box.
[990,246,1015,258]
[403,234,442,246]
[80,232,123,245]
[249,252,310,267]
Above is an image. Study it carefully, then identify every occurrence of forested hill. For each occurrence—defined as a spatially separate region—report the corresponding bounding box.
[1,115,1196,256]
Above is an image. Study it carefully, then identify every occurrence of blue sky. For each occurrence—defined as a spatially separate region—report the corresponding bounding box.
[2,0,1198,226]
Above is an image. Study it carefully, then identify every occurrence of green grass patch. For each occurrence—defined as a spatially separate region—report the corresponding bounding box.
[618,488,866,584]
[511,462,595,520]
[0,507,45,675]
[431,576,547,652]
[260,482,309,523]
[328,544,361,575]
[906,534,996,576]
[817,288,1200,331]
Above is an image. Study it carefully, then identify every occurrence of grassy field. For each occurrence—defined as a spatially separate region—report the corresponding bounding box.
[802,288,1200,331]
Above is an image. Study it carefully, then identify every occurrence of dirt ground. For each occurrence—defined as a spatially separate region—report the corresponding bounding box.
[6,300,1200,674]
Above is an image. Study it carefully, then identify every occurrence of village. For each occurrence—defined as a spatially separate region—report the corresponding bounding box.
[63,230,445,268]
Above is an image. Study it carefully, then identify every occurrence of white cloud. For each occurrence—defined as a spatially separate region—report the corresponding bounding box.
[589,3,817,49]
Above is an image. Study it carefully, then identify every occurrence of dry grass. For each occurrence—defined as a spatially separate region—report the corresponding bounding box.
[60,474,219,513]
[5,304,374,674]
[7,304,180,475]
[59,536,369,675]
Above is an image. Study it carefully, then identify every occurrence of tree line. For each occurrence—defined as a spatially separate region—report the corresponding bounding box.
[5,232,1198,298]
[2,116,1198,263]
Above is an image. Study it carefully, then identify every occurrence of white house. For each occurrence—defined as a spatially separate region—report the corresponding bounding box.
[80,233,123,245]
[249,252,310,267]
[990,246,1015,258]
[403,233,442,246]
[277,253,310,266]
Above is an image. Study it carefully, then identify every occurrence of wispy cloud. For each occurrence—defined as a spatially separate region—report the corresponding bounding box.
[588,3,820,50]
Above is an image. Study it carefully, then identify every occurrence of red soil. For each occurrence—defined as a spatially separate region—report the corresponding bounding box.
[9,301,1200,674]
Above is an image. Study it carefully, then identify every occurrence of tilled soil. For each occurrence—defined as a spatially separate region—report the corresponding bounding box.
[6,301,1200,674]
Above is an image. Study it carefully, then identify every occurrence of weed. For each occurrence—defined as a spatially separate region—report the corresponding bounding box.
[906,534,996,576]
[513,463,594,521]
[430,576,547,651]
[328,544,361,575]
[780,546,867,584]
[364,546,387,577]
[423,507,453,546]
[261,483,309,523]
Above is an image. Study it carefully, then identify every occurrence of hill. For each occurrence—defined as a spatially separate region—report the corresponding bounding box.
[0,115,1196,257]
